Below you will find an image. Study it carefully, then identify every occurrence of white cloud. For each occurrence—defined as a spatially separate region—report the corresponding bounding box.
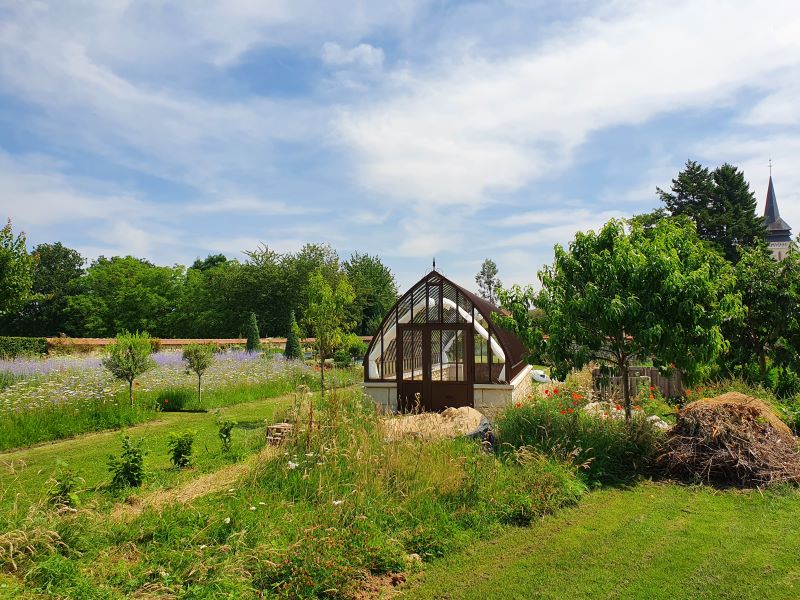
[336,1,800,207]
[322,42,384,68]
[190,197,318,216]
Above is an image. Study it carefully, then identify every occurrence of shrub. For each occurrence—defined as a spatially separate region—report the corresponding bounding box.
[102,332,156,407]
[333,348,351,368]
[182,343,216,406]
[245,312,261,353]
[284,311,302,360]
[0,336,47,358]
[47,462,83,507]
[775,368,800,400]
[217,417,237,452]
[167,431,195,468]
[156,388,194,412]
[108,436,146,488]
[496,398,664,485]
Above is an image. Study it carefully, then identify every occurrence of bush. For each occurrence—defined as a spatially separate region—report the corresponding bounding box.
[218,417,237,452]
[108,436,146,488]
[47,462,83,507]
[0,336,47,358]
[156,388,194,412]
[245,312,261,353]
[333,348,351,368]
[167,431,195,468]
[496,399,664,485]
[775,368,800,400]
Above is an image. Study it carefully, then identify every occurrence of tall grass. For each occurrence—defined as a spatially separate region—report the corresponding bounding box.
[496,399,664,485]
[3,388,586,598]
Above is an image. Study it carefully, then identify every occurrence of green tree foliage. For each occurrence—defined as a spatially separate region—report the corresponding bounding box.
[497,219,739,419]
[65,256,183,337]
[475,258,502,305]
[182,343,216,406]
[102,331,157,406]
[167,431,195,468]
[245,312,261,353]
[190,253,228,271]
[343,253,398,335]
[723,244,800,381]
[657,160,766,262]
[0,220,36,315]
[284,311,302,360]
[304,270,355,397]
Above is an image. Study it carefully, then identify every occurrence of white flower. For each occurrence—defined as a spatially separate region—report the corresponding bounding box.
[288,461,299,470]
[332,500,344,506]
[199,544,207,550]
[224,517,231,524]
[249,506,256,511]
[258,501,266,506]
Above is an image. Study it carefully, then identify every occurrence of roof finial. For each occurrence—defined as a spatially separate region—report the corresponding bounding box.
[769,158,773,177]
[432,257,436,271]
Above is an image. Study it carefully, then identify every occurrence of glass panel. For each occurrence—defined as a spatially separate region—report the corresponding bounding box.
[474,330,490,383]
[443,281,459,323]
[401,329,424,381]
[411,284,427,324]
[442,329,466,382]
[458,290,473,324]
[428,283,442,322]
[430,329,443,381]
[490,332,507,383]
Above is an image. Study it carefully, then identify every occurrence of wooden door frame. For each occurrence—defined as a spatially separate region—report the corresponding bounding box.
[397,322,474,411]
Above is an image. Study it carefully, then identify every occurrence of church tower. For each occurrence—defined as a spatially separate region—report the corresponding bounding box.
[764,174,792,260]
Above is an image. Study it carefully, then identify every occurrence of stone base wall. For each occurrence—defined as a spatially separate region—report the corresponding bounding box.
[363,382,397,414]
[364,365,533,418]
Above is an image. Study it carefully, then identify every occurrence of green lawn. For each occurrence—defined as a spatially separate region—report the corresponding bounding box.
[406,481,800,599]
[0,392,294,521]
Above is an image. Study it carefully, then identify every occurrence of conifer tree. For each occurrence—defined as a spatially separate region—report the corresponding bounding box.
[245,312,261,353]
[284,311,302,360]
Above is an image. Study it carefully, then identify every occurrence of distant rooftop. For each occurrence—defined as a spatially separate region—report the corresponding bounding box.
[764,175,792,242]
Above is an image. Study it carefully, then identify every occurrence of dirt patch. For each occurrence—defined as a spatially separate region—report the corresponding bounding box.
[659,391,800,487]
[110,446,277,521]
[382,407,484,442]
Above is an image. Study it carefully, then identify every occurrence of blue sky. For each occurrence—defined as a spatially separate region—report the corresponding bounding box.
[1,0,799,292]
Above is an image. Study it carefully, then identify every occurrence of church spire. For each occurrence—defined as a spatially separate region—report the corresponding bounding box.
[764,174,781,225]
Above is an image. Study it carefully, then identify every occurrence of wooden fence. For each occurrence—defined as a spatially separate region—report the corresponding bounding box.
[46,336,372,352]
[591,366,683,400]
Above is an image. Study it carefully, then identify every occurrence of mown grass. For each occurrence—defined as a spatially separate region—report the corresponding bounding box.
[0,393,294,520]
[406,481,800,599]
[0,388,586,598]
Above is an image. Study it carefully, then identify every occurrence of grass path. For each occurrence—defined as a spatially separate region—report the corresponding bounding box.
[404,482,800,600]
[0,392,294,520]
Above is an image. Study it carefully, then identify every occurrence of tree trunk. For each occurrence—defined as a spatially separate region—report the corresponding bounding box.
[621,361,632,421]
[320,351,325,399]
[129,379,134,408]
[198,374,202,407]
[758,347,768,382]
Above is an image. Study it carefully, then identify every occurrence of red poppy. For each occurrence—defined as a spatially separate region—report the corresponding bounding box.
[553,388,560,394]
[544,389,551,396]
[567,408,574,413]
[571,392,583,401]
[515,402,521,408]
[649,386,655,392]
[615,404,622,410]
[164,400,168,404]
[560,410,567,414]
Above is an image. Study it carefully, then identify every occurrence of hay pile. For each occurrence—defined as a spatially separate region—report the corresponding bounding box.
[383,407,484,442]
[660,392,800,487]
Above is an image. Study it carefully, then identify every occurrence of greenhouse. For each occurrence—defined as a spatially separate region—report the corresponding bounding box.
[363,270,532,414]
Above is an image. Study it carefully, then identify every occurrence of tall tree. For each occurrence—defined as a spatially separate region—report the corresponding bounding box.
[657,160,765,262]
[497,219,738,419]
[723,243,800,380]
[475,259,502,304]
[304,270,355,397]
[284,311,302,360]
[245,312,261,353]
[343,253,398,335]
[0,220,36,316]
[65,256,183,337]
[190,254,228,272]
[8,242,85,336]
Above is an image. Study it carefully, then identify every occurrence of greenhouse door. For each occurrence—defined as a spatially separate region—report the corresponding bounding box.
[396,324,473,412]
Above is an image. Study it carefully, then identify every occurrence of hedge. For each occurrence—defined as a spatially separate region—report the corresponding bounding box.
[0,336,48,358]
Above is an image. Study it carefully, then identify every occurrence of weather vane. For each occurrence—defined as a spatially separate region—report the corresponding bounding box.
[769,158,773,177]
[432,257,436,271]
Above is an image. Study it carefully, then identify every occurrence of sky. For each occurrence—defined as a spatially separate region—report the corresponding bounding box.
[1,0,799,293]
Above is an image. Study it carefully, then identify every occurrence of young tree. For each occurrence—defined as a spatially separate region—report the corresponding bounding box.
[304,270,355,397]
[658,160,765,262]
[245,312,261,353]
[102,332,157,407]
[0,220,36,315]
[182,343,216,406]
[284,310,302,360]
[497,219,738,420]
[475,259,502,305]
